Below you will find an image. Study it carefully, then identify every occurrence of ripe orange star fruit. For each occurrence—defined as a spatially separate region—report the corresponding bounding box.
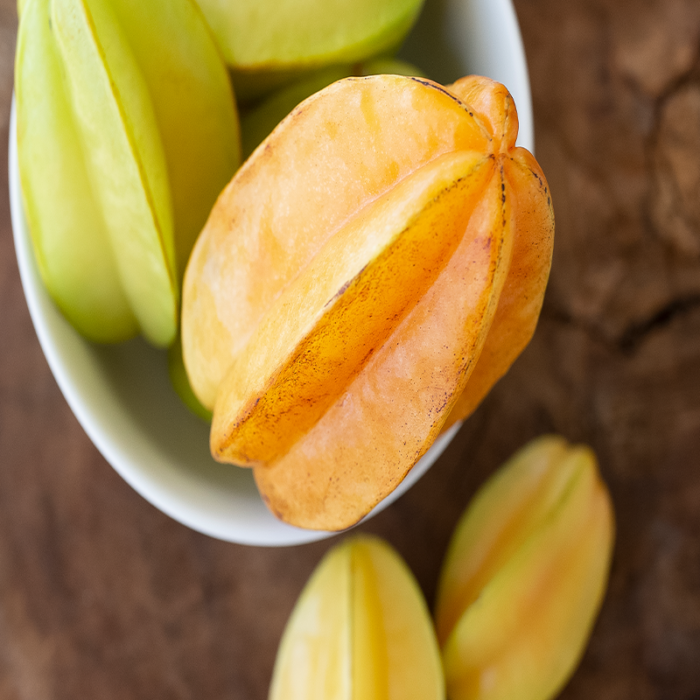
[181,74,554,530]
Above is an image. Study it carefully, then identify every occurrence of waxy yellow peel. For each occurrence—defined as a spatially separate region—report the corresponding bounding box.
[435,436,615,700]
[15,0,239,346]
[269,536,444,700]
[194,0,425,102]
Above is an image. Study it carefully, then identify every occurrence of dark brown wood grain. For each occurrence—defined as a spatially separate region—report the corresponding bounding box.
[1,0,700,697]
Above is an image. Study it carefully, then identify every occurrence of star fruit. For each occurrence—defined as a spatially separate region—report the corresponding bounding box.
[182,74,554,530]
[194,0,425,101]
[268,535,444,700]
[435,435,615,700]
[15,0,239,345]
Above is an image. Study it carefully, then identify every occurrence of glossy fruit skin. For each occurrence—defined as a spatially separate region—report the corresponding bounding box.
[435,436,615,700]
[16,0,138,343]
[106,0,241,284]
[240,58,424,160]
[194,0,424,102]
[185,76,490,411]
[268,535,444,700]
[183,75,554,530]
[439,77,554,432]
[53,0,179,347]
[15,0,239,346]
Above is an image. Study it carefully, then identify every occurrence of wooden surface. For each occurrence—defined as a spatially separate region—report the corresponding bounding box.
[2,0,700,697]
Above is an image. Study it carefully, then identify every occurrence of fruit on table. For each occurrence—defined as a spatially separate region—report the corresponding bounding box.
[15,0,239,345]
[434,435,615,700]
[269,535,444,700]
[194,0,425,102]
[182,74,554,530]
[240,58,423,159]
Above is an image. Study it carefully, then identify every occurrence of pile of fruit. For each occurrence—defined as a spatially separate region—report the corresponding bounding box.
[186,73,555,531]
[16,0,240,345]
[269,437,615,700]
[15,0,553,530]
[15,1,619,697]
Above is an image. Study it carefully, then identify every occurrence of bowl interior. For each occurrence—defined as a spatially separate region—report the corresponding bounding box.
[9,0,532,547]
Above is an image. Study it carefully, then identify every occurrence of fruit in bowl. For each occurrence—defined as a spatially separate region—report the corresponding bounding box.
[10,0,540,545]
[183,74,554,531]
[15,0,240,345]
[195,0,426,102]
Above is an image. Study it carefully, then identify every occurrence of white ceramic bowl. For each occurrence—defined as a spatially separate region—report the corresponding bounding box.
[9,0,532,547]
